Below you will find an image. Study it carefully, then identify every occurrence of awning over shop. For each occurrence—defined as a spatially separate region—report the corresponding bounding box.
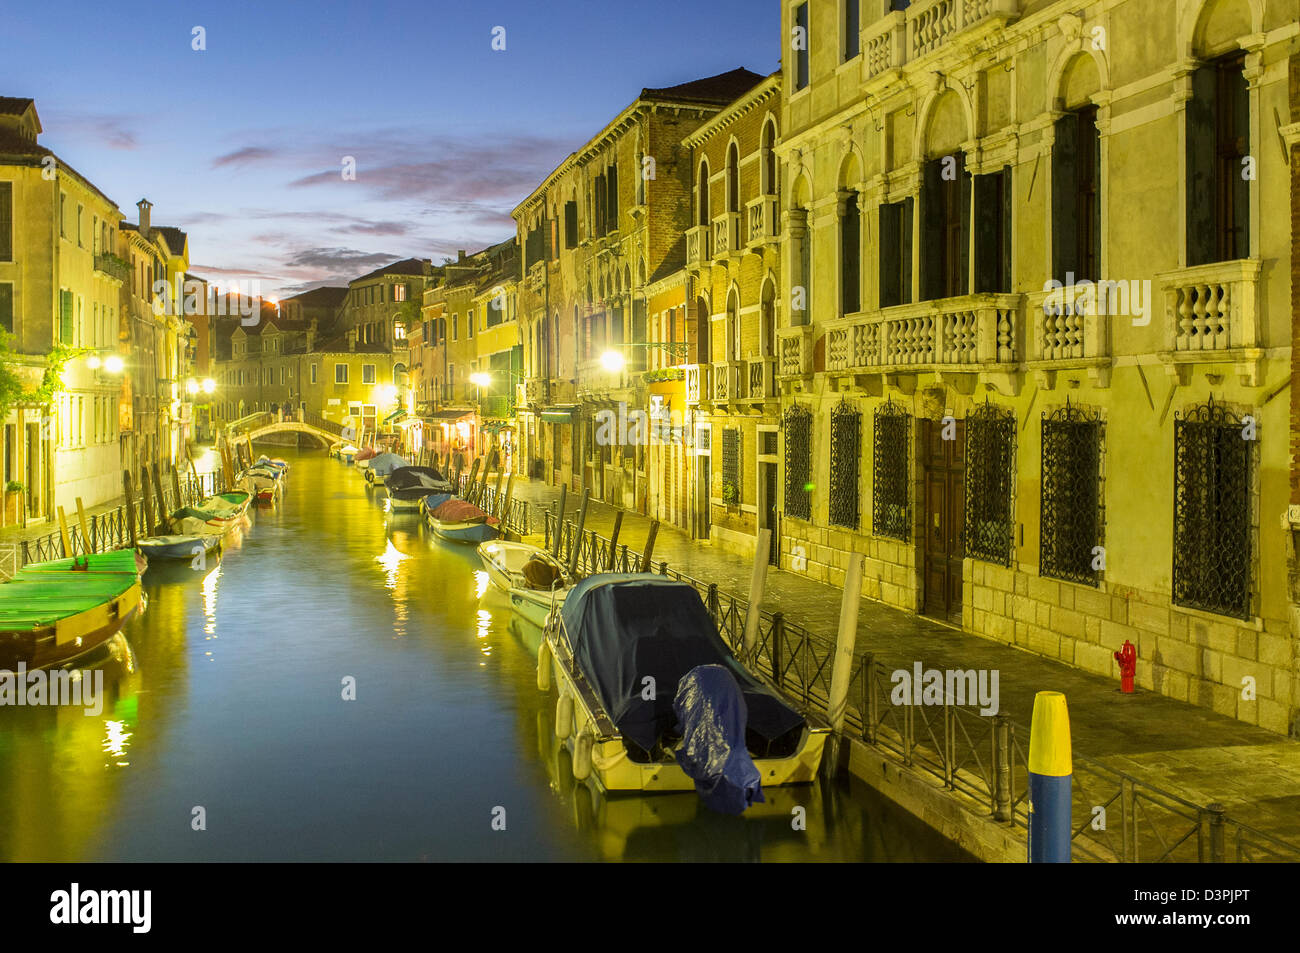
[540,404,578,422]
[482,420,515,433]
[383,408,407,425]
[428,408,476,421]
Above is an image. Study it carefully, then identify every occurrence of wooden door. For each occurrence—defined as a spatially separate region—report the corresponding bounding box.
[921,418,964,623]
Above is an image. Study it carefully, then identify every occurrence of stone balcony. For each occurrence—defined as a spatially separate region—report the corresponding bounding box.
[1023,284,1113,389]
[1155,259,1264,385]
[711,360,743,403]
[823,293,1022,394]
[745,195,780,248]
[684,363,709,405]
[524,376,549,407]
[862,0,1020,82]
[777,325,815,383]
[685,225,711,270]
[712,212,741,261]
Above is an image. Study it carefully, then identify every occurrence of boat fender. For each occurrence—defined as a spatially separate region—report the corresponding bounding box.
[536,641,552,692]
[572,730,594,781]
[555,692,573,740]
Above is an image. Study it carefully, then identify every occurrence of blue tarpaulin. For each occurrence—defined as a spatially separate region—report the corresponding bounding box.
[368,453,409,476]
[673,664,766,814]
[558,574,805,757]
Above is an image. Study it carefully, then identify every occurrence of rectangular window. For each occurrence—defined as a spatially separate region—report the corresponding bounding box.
[843,0,860,61]
[280,367,287,385]
[1040,406,1103,586]
[311,363,318,384]
[607,163,619,231]
[963,403,1016,566]
[873,402,911,540]
[973,167,1011,294]
[60,289,73,342]
[921,153,970,301]
[335,363,349,384]
[828,402,861,528]
[783,405,812,520]
[393,283,407,302]
[794,3,810,91]
[565,200,578,248]
[77,204,83,247]
[1172,402,1253,619]
[363,364,376,384]
[60,193,67,239]
[878,198,914,308]
[0,283,12,333]
[1187,54,1250,265]
[468,310,475,338]
[453,314,459,340]
[1052,107,1100,282]
[0,181,11,261]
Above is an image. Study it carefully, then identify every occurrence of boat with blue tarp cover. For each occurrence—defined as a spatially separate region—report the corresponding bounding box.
[539,573,827,807]
[363,452,408,486]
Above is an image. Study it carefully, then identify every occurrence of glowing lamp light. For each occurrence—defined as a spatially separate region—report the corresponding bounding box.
[469,372,491,388]
[202,378,216,394]
[103,355,124,374]
[86,355,101,370]
[600,350,625,373]
[377,384,397,403]
[185,378,200,395]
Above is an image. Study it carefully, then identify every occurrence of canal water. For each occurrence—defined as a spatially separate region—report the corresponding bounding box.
[0,449,974,862]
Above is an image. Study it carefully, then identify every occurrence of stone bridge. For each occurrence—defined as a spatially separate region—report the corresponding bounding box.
[223,409,344,448]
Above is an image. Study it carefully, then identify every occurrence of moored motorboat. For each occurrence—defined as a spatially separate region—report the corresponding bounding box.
[421,494,499,544]
[477,540,574,627]
[540,574,828,809]
[0,549,145,671]
[363,452,409,486]
[136,532,221,562]
[385,465,453,511]
[169,490,252,534]
[239,464,283,504]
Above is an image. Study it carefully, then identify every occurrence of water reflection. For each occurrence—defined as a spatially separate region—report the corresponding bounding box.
[0,449,974,862]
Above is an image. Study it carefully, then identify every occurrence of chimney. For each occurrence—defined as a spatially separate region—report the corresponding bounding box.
[457,249,466,262]
[136,198,152,235]
[306,318,317,353]
[349,328,356,352]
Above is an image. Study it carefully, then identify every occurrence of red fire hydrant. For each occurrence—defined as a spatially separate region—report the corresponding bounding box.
[1114,640,1137,694]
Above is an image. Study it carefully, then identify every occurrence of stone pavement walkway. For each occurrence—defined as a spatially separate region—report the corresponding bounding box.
[508,477,1300,850]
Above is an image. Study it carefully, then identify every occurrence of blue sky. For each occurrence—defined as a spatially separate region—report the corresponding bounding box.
[2,0,779,298]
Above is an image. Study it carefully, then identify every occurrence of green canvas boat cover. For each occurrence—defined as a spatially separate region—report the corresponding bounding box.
[0,549,139,631]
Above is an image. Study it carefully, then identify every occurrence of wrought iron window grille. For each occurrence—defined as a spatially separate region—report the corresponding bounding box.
[1040,399,1104,587]
[1172,397,1255,620]
[783,404,812,521]
[964,399,1016,567]
[829,399,861,529]
[722,428,741,505]
[873,399,912,541]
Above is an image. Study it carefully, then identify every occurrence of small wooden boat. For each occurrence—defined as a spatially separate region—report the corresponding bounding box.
[336,444,359,464]
[386,466,453,512]
[170,490,252,534]
[422,495,499,544]
[363,453,409,486]
[540,574,828,806]
[255,455,290,473]
[0,549,145,671]
[477,540,574,627]
[136,533,221,562]
[240,464,283,504]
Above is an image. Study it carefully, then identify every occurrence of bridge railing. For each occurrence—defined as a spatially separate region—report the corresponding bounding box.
[300,409,344,438]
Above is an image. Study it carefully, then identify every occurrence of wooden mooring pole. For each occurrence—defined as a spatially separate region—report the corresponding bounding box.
[567,488,590,577]
[151,464,168,535]
[56,506,73,557]
[742,528,772,662]
[74,498,92,555]
[637,520,660,573]
[551,483,567,557]
[140,468,156,538]
[826,552,864,771]
[123,470,139,547]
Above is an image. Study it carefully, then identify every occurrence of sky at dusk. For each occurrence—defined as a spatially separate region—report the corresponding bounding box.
[1,0,780,299]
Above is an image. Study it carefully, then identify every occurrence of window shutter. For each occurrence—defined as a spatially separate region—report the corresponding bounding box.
[921,159,944,301]
[565,201,578,248]
[607,163,619,228]
[1051,113,1078,279]
[900,196,913,305]
[1185,65,1217,267]
[957,159,971,295]
[60,289,73,342]
[841,195,860,314]
[879,203,900,308]
[1224,63,1250,260]
[973,170,1009,294]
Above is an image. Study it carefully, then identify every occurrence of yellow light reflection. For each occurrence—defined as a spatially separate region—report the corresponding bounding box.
[473,570,490,599]
[476,608,492,659]
[103,719,132,767]
[376,540,408,591]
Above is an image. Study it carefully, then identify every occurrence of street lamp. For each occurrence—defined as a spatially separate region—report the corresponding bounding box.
[103,355,124,374]
[469,372,492,388]
[202,378,216,394]
[599,341,689,372]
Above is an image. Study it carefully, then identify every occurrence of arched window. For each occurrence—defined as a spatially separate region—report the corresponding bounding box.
[727,287,741,362]
[761,120,778,196]
[726,142,740,213]
[697,160,711,226]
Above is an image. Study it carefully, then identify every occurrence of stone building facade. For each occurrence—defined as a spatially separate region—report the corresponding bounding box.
[773,0,1298,733]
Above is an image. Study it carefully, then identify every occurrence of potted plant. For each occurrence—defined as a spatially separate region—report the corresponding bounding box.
[721,480,739,507]
[3,481,22,525]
